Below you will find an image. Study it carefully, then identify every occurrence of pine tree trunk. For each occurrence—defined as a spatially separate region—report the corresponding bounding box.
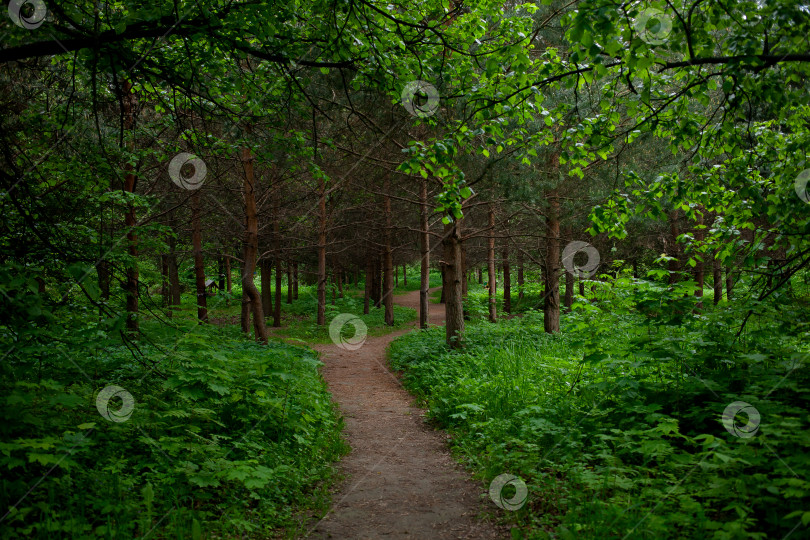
[544,188,561,333]
[161,255,169,307]
[364,256,372,315]
[122,80,138,334]
[241,290,250,334]
[487,206,497,323]
[419,176,430,328]
[503,245,511,314]
[167,232,180,308]
[317,174,327,326]
[563,227,573,312]
[461,239,468,297]
[240,147,268,343]
[384,180,395,326]
[442,220,465,348]
[713,252,723,304]
[274,258,282,327]
[668,209,680,284]
[517,250,524,301]
[191,190,208,323]
[694,212,705,300]
[403,264,407,287]
[293,262,299,299]
[261,259,272,317]
[726,269,734,300]
[287,262,293,304]
[225,255,232,293]
[564,266,574,313]
[218,257,225,291]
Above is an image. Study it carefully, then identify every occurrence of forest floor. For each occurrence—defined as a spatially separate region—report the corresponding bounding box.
[306,288,506,539]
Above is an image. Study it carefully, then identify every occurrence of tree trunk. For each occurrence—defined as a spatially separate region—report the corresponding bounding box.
[579,279,585,297]
[563,226,573,312]
[461,239,468,297]
[517,249,524,301]
[191,190,208,323]
[487,206,497,323]
[694,212,705,300]
[395,265,399,288]
[439,263,446,303]
[293,262,299,299]
[160,255,169,307]
[364,256,372,315]
[403,264,407,287]
[287,262,293,304]
[274,258,282,327]
[261,259,272,317]
[167,231,180,308]
[726,268,734,300]
[372,255,383,308]
[241,290,250,334]
[713,252,723,304]
[240,147,268,343]
[544,188,561,333]
[668,209,680,284]
[122,80,138,334]
[419,176,430,328]
[317,173,327,326]
[502,245,511,314]
[442,220,465,348]
[225,255,232,293]
[337,266,344,298]
[218,257,225,291]
[383,180,395,326]
[97,260,111,300]
[564,265,574,312]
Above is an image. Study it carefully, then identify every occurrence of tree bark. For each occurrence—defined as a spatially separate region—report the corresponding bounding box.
[261,259,272,318]
[122,80,138,334]
[225,255,232,293]
[218,257,225,291]
[419,176,430,328]
[293,262,299,299]
[517,249,524,301]
[503,245,511,314]
[167,227,180,308]
[191,190,208,323]
[487,206,497,323]
[694,212,705,300]
[713,252,723,304]
[160,255,169,307]
[402,264,407,288]
[364,256,372,315]
[668,209,680,284]
[442,220,465,348]
[563,227,573,312]
[287,262,293,304]
[240,147,268,343]
[544,187,561,333]
[317,173,327,326]
[384,179,395,326]
[274,258,282,327]
[726,268,734,300]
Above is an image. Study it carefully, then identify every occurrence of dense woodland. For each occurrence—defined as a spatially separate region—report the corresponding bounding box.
[1,0,809,538]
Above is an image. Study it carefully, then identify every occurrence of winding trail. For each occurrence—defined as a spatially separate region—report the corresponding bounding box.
[307,289,506,539]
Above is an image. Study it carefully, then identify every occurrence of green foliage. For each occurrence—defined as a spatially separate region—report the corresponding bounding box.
[389,277,810,539]
[1,312,346,538]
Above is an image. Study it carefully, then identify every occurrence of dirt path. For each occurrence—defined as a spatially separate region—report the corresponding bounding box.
[306,289,506,539]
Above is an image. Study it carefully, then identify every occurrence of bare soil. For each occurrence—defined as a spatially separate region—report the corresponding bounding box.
[306,289,507,539]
